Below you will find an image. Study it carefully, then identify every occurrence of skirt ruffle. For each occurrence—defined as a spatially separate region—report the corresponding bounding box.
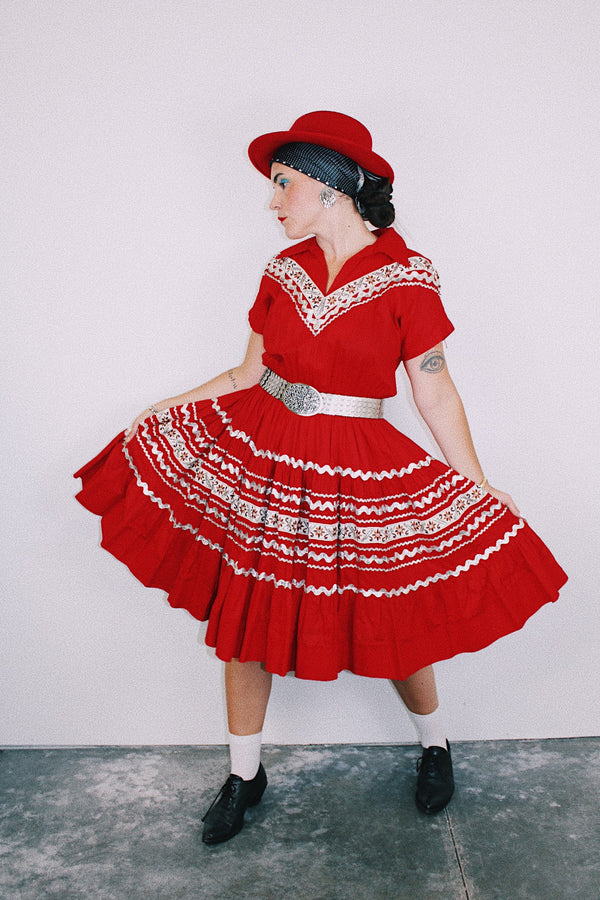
[74,386,566,680]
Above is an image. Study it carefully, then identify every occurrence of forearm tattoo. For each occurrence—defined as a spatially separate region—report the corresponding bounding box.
[420,350,446,374]
[227,369,239,391]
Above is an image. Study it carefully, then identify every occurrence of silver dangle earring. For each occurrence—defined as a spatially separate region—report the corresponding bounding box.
[319,187,337,208]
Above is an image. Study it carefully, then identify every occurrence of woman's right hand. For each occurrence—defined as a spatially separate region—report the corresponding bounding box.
[124,406,159,445]
[122,333,266,445]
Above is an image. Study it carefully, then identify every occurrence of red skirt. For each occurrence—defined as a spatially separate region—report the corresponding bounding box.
[74,386,566,680]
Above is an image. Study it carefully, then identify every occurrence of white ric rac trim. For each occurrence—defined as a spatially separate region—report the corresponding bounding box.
[124,441,523,596]
[218,520,525,596]
[139,404,435,484]
[207,400,434,481]
[265,255,441,335]
[210,401,433,480]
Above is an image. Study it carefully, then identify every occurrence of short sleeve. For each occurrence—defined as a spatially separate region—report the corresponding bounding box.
[398,259,454,360]
[400,289,454,360]
[248,273,274,334]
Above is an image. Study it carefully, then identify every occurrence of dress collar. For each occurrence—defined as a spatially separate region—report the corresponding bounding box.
[279,227,411,266]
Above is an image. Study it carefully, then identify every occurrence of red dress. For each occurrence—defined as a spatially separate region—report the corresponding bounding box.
[74,228,567,680]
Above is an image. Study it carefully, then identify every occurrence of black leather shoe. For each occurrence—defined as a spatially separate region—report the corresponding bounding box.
[415,741,455,814]
[202,764,267,845]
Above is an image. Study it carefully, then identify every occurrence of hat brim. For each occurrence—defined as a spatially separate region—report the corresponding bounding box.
[248,129,394,183]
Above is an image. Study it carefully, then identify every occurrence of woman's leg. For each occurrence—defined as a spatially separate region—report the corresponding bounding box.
[391,665,454,814]
[225,659,272,780]
[202,659,272,845]
[391,664,439,715]
[226,659,273,735]
[391,665,447,748]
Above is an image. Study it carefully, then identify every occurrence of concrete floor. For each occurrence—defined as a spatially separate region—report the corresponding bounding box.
[0,739,598,900]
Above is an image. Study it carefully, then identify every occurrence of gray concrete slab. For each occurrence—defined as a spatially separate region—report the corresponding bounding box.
[447,738,600,900]
[0,740,597,899]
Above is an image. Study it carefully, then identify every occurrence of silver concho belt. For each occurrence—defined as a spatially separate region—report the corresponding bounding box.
[259,368,383,418]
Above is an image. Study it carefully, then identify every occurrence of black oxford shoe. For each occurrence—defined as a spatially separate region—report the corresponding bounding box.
[202,764,267,845]
[415,741,455,814]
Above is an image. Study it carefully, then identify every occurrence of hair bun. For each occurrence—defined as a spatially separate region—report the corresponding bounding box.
[356,175,395,228]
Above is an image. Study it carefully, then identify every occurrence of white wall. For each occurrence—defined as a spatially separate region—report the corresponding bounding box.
[2,0,598,746]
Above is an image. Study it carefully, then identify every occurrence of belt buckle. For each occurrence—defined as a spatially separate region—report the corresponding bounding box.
[282,382,323,416]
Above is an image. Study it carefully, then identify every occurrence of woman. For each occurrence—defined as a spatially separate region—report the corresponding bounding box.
[75,111,567,845]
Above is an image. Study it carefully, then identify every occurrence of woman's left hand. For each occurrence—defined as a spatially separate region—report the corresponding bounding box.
[486,484,522,518]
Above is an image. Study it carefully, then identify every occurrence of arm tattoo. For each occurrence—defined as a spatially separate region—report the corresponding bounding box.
[227,369,239,391]
[420,350,446,374]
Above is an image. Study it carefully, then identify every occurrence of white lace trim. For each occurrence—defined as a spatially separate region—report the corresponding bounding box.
[132,407,495,549]
[137,406,437,516]
[123,445,526,597]
[214,503,507,563]
[218,520,525,597]
[264,254,440,335]
[126,452,514,580]
[174,503,510,577]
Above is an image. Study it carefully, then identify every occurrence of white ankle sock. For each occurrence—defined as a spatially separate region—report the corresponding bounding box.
[228,731,262,781]
[406,708,447,749]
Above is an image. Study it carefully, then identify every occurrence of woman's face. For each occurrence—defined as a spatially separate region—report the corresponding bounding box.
[269,163,325,240]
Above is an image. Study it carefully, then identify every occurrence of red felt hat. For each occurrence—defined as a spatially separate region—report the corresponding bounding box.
[248,110,394,183]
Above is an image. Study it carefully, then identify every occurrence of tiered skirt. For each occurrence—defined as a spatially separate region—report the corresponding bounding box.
[74,385,566,680]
